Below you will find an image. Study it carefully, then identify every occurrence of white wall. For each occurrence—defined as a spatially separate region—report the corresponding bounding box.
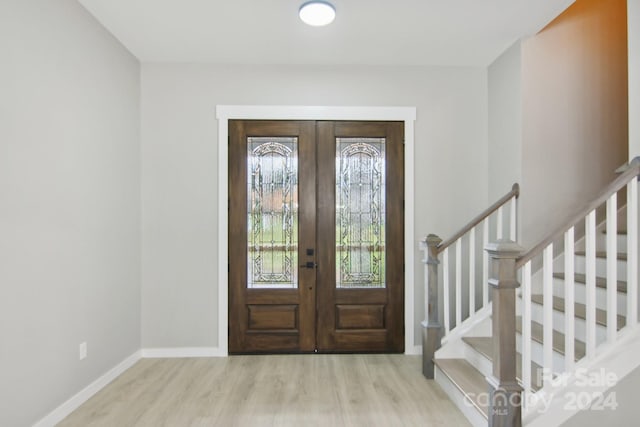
[520,0,628,248]
[488,41,523,203]
[140,64,489,349]
[0,1,140,426]
[487,0,628,252]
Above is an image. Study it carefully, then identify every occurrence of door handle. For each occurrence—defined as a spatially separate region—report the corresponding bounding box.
[300,262,317,269]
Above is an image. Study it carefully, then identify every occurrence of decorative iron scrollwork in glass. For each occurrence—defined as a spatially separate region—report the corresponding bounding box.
[247,137,298,289]
[336,138,386,288]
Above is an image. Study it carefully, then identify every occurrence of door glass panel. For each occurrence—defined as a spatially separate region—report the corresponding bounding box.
[335,138,386,288]
[247,137,298,289]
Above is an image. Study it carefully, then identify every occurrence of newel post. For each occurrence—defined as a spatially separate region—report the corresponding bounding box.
[420,234,442,379]
[486,240,523,427]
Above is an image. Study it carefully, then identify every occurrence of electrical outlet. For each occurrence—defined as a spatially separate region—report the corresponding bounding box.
[79,342,87,360]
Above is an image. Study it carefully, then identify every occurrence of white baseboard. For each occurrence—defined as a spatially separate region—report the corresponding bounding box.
[141,347,225,358]
[32,350,141,427]
[406,345,423,355]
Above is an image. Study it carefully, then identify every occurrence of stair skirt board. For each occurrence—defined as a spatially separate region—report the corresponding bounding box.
[524,327,640,426]
[435,328,640,427]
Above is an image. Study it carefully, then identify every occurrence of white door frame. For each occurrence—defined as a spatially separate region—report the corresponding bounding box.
[216,105,417,355]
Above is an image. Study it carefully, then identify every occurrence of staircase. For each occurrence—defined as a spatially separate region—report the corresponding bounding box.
[421,159,640,426]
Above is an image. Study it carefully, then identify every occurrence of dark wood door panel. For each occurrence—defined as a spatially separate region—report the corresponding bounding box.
[334,289,387,304]
[238,334,300,354]
[248,304,298,330]
[246,290,299,305]
[332,331,388,352]
[336,305,386,329]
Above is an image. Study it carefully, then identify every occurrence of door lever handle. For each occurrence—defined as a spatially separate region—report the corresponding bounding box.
[300,262,317,269]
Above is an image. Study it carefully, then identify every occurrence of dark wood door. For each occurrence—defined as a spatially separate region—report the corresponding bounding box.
[228,120,404,354]
[228,120,317,353]
[316,121,404,352]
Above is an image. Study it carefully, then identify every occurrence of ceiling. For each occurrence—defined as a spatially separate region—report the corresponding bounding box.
[78,0,575,66]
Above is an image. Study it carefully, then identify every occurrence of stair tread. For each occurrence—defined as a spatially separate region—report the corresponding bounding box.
[462,336,543,391]
[530,294,626,330]
[553,272,627,293]
[603,229,627,235]
[574,250,627,260]
[515,316,586,361]
[434,358,488,418]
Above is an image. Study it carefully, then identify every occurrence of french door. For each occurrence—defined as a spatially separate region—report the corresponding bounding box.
[228,120,404,353]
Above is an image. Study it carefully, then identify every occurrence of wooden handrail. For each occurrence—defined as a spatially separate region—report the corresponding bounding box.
[437,183,520,253]
[516,157,640,268]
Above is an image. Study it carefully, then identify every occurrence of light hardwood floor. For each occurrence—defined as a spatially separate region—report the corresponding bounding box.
[58,354,470,427]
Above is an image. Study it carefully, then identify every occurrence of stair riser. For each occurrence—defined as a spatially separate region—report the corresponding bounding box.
[434,366,488,427]
[528,299,607,344]
[516,333,567,375]
[574,255,627,282]
[595,232,628,253]
[552,277,627,315]
[463,343,493,379]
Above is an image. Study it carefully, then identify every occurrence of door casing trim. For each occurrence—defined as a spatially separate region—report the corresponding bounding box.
[216,106,417,356]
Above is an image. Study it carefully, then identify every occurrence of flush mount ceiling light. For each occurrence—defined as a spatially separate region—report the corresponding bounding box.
[299,1,336,27]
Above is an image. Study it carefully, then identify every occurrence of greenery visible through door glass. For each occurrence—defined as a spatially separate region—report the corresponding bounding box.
[247,137,298,289]
[336,138,386,288]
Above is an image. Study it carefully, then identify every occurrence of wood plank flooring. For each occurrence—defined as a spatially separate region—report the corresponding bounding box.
[58,354,470,427]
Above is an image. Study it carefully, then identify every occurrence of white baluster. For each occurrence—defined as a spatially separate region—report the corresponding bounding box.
[443,248,450,334]
[628,179,639,327]
[497,206,504,239]
[469,228,476,315]
[564,227,575,372]
[543,244,554,379]
[606,194,618,343]
[510,196,517,241]
[586,210,597,358]
[483,218,489,307]
[456,240,462,326]
[522,261,533,397]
